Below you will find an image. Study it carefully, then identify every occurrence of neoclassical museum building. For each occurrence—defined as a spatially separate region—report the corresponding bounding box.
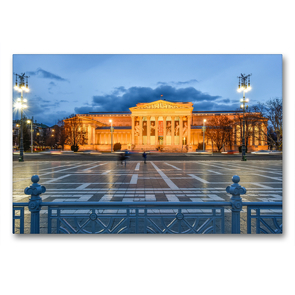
[64,100,268,152]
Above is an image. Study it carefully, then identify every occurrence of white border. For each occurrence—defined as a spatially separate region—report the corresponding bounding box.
[0,1,294,294]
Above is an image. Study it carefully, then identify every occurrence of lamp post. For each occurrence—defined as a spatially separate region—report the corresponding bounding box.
[237,73,251,161]
[203,119,206,151]
[109,119,113,152]
[27,119,33,153]
[15,124,20,149]
[14,73,29,161]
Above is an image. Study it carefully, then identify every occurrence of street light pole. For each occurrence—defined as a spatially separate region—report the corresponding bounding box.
[14,73,29,161]
[27,119,33,153]
[203,119,206,151]
[109,119,113,152]
[237,73,251,161]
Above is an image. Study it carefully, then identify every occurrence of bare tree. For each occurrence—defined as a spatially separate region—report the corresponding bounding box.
[205,115,233,152]
[252,98,282,150]
[233,108,267,151]
[64,115,88,151]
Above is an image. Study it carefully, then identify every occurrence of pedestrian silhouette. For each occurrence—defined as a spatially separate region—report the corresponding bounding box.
[142,151,147,164]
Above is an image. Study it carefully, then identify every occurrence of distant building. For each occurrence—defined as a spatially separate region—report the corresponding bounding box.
[13,117,49,148]
[64,100,268,152]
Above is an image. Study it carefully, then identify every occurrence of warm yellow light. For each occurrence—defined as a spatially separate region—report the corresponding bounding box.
[14,102,21,109]
[25,87,30,92]
[16,124,20,127]
[240,104,244,108]
[14,85,19,91]
[23,104,27,108]
[52,129,55,132]
[240,98,243,102]
[246,98,249,103]
[109,119,112,123]
[27,120,31,124]
[23,98,27,102]
[203,119,206,122]
[17,98,21,101]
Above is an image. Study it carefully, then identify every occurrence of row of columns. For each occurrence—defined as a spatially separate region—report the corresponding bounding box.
[97,132,131,145]
[131,115,192,145]
[234,124,265,146]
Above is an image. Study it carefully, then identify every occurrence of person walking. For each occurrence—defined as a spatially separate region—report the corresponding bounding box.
[142,151,147,164]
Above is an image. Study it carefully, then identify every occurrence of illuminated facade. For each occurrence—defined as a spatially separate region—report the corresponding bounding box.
[64,100,268,152]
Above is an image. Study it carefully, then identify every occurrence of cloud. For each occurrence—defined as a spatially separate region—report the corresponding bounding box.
[27,68,68,82]
[216,98,231,104]
[157,79,198,86]
[74,85,222,114]
[48,81,57,94]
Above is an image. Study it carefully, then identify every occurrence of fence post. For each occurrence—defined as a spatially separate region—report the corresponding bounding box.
[226,175,246,234]
[24,175,46,234]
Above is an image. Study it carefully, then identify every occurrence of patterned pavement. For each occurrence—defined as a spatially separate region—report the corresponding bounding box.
[13,160,282,205]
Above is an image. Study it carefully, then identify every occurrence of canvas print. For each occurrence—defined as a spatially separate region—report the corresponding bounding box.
[12,54,282,234]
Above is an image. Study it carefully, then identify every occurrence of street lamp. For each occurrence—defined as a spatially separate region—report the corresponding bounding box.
[27,120,33,153]
[203,119,206,151]
[14,73,29,161]
[109,119,113,152]
[237,73,251,161]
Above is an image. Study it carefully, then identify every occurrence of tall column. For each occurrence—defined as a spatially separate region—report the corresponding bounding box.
[155,116,159,145]
[188,115,192,145]
[163,116,166,145]
[92,126,95,145]
[171,116,175,145]
[139,116,143,145]
[179,116,183,146]
[131,116,135,145]
[87,124,91,145]
[147,116,151,145]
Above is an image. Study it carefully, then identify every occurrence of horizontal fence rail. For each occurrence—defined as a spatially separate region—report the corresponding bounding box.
[13,175,283,234]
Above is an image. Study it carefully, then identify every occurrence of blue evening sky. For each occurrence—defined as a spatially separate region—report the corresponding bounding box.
[13,54,282,126]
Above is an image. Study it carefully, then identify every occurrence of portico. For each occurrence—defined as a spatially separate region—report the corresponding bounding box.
[130,100,193,149]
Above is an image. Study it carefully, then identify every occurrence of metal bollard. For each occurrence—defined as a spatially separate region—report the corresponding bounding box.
[226,175,246,234]
[24,175,46,234]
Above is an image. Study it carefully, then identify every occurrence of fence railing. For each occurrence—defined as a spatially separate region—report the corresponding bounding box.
[13,175,282,234]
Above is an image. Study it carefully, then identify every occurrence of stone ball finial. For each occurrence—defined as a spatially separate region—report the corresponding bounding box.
[31,175,39,183]
[232,175,240,183]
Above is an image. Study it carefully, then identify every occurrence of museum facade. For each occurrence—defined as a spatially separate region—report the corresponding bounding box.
[64,100,268,152]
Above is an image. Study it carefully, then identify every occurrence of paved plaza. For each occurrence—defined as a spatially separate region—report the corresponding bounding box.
[13,159,282,204]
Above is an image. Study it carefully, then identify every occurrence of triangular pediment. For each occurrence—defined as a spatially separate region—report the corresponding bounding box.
[130,100,193,110]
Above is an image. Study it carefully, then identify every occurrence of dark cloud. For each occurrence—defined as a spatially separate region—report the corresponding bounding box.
[14,95,71,126]
[27,68,68,82]
[216,98,231,104]
[75,85,222,114]
[112,86,127,95]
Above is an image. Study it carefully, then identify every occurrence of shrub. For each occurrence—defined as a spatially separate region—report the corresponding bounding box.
[71,145,79,152]
[114,142,121,151]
